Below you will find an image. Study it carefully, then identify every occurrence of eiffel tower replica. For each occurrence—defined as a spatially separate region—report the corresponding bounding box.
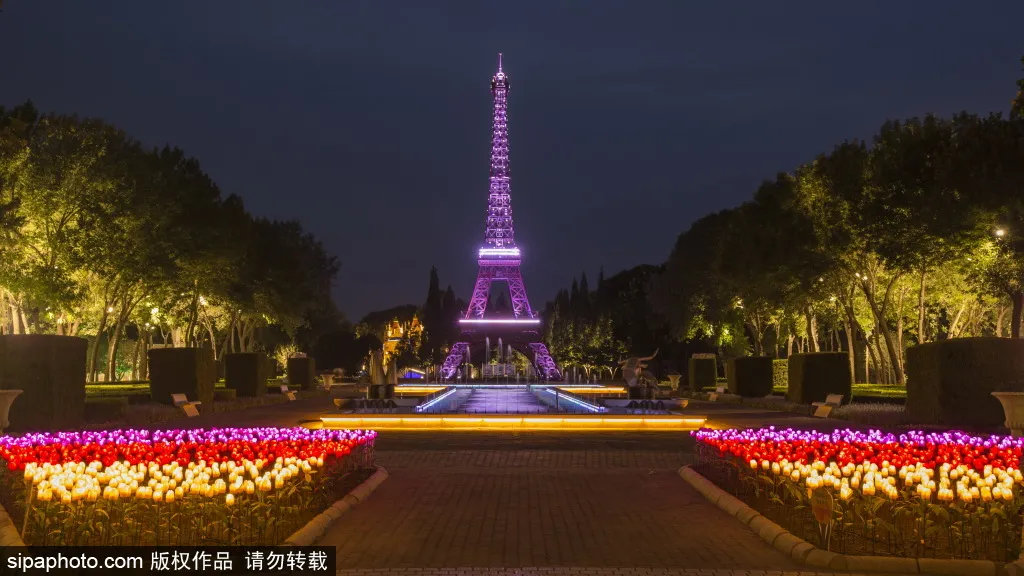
[439,54,562,382]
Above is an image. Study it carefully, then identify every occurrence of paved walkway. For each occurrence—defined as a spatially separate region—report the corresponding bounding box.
[323,447,797,570]
[143,393,868,573]
[333,565,872,569]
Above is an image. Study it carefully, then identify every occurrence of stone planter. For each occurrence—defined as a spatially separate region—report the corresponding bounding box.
[992,392,1024,436]
[0,389,23,433]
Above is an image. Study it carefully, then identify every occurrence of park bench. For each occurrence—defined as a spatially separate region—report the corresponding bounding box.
[812,394,844,418]
[170,393,202,417]
[280,384,297,401]
[708,386,727,402]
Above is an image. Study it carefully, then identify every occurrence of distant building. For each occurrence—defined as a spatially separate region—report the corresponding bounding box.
[382,314,423,365]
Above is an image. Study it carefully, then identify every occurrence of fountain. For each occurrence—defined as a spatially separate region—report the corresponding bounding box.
[992,392,1024,436]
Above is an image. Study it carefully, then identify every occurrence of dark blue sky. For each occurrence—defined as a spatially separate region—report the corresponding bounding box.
[2,2,1022,320]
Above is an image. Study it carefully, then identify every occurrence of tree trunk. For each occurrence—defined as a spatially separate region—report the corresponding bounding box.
[917,268,928,344]
[106,310,128,382]
[805,308,819,352]
[844,324,856,384]
[874,334,889,384]
[219,315,236,358]
[772,320,782,358]
[87,310,110,382]
[866,336,881,384]
[948,298,969,339]
[19,309,31,334]
[841,296,859,386]
[130,335,141,380]
[861,277,905,384]
[997,305,1009,337]
[896,287,906,359]
[786,334,794,358]
[1012,291,1024,339]
[207,324,217,359]
[181,284,201,347]
[235,320,246,353]
[10,304,21,335]
[138,330,150,381]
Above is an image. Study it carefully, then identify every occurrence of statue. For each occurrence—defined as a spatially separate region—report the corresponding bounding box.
[619,349,659,398]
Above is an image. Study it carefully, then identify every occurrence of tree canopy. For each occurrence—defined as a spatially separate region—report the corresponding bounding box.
[0,103,339,381]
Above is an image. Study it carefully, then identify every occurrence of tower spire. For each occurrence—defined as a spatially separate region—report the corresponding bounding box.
[486,53,513,249]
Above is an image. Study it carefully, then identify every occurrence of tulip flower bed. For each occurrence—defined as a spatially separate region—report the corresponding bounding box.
[693,427,1024,561]
[0,427,377,546]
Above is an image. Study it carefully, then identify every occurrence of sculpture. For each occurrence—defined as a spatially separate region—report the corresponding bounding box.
[619,349,660,391]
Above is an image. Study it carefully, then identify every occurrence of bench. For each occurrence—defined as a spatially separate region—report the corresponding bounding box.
[170,393,202,417]
[280,384,296,401]
[708,386,727,402]
[812,394,844,417]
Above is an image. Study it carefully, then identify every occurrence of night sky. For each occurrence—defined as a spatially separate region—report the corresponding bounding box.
[2,2,1022,321]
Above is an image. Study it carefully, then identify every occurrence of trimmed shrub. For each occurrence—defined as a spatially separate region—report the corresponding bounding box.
[0,335,87,432]
[287,357,316,390]
[148,347,215,406]
[727,356,773,397]
[786,352,851,405]
[224,353,269,398]
[84,396,129,422]
[773,359,788,389]
[688,356,717,392]
[906,337,1024,427]
[213,388,237,402]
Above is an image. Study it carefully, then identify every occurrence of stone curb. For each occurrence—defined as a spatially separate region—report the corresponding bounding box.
[0,499,27,547]
[281,465,389,546]
[677,465,1005,575]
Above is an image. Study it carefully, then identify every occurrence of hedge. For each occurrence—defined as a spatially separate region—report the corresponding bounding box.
[287,357,316,390]
[224,353,269,398]
[688,356,717,392]
[148,347,215,406]
[213,388,237,402]
[0,334,87,432]
[786,352,851,405]
[728,356,773,397]
[906,337,1024,427]
[84,396,129,422]
[773,359,788,389]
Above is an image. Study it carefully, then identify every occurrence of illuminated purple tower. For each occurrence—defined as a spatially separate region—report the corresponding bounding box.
[439,54,562,381]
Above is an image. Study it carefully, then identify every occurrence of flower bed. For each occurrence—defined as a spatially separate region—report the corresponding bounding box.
[693,427,1023,561]
[0,427,376,546]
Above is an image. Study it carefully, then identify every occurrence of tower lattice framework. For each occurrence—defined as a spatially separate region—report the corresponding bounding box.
[439,54,561,381]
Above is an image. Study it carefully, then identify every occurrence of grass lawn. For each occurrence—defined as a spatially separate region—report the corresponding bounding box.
[85,380,241,398]
[770,383,907,398]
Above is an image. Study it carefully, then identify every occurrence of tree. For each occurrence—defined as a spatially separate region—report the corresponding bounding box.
[1013,56,1024,120]
[419,266,444,363]
[0,103,343,380]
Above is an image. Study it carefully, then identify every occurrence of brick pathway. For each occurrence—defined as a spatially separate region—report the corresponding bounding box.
[322,446,800,571]
[333,565,872,569]
[137,391,869,573]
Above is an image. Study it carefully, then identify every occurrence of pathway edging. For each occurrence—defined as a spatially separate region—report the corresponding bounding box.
[0,500,26,547]
[678,465,1005,576]
[282,465,389,546]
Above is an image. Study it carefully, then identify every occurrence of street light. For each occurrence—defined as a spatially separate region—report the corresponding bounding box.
[996,228,1007,237]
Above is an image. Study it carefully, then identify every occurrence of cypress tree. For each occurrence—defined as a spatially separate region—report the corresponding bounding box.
[421,266,444,361]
